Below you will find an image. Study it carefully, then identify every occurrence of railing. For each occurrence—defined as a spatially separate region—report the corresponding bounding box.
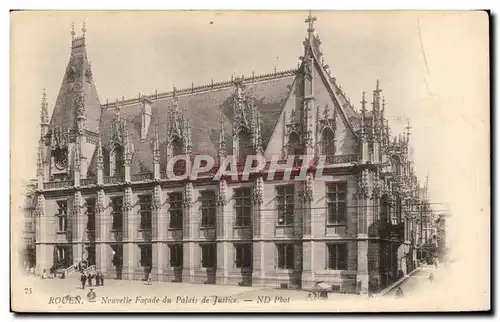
[43,180,74,189]
[324,154,358,165]
[81,178,96,186]
[63,265,75,277]
[132,173,153,182]
[83,265,96,274]
[104,176,123,184]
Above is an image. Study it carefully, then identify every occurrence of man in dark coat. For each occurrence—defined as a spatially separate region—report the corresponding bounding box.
[100,272,105,286]
[80,272,87,290]
[87,272,93,287]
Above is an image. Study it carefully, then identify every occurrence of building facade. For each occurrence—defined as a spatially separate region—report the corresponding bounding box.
[28,14,431,294]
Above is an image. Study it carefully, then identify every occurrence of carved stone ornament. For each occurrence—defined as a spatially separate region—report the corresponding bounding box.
[95,189,105,213]
[305,56,313,80]
[301,173,314,201]
[151,185,162,210]
[357,171,369,198]
[122,187,133,212]
[217,179,227,206]
[34,194,45,216]
[183,182,193,208]
[73,191,82,214]
[252,176,264,205]
[75,92,85,118]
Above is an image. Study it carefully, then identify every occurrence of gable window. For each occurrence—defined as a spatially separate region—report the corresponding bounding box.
[276,185,294,226]
[234,188,251,227]
[327,182,347,225]
[200,190,216,228]
[321,128,335,156]
[238,128,253,164]
[139,195,152,230]
[111,197,123,231]
[114,145,125,177]
[86,198,96,232]
[287,132,302,166]
[171,137,186,176]
[277,243,295,269]
[56,200,68,232]
[327,243,347,270]
[169,192,183,229]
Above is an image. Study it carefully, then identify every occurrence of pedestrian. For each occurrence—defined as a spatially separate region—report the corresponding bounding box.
[429,272,434,282]
[42,269,47,279]
[94,272,100,287]
[80,272,87,290]
[100,272,105,286]
[87,272,93,287]
[395,287,404,298]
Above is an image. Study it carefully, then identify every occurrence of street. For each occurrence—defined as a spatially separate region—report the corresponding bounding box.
[15,264,450,312]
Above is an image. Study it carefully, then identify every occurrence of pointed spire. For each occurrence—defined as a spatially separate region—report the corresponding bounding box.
[360,92,367,137]
[405,120,412,144]
[81,20,87,38]
[381,96,386,121]
[74,140,81,170]
[40,88,49,125]
[36,143,44,177]
[71,22,76,40]
[96,136,104,169]
[184,119,192,155]
[218,112,226,158]
[255,108,263,153]
[305,11,317,36]
[153,122,160,163]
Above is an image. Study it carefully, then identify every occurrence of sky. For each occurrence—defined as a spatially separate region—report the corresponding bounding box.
[11,11,489,263]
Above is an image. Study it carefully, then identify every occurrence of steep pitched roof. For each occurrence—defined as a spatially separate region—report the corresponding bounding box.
[49,36,101,134]
[91,70,296,175]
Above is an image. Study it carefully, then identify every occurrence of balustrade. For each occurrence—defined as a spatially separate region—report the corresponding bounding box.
[131,173,153,182]
[43,180,74,189]
[81,178,96,186]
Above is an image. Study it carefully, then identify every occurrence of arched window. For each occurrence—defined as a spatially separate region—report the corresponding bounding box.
[238,128,253,164]
[321,128,335,156]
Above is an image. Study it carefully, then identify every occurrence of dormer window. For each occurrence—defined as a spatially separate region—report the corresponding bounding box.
[321,128,335,156]
[238,128,253,164]
[114,144,124,176]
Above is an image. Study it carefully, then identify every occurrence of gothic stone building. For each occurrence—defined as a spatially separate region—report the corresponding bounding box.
[30,15,429,294]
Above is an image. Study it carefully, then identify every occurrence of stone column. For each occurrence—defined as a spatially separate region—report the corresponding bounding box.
[251,177,264,286]
[356,170,370,295]
[152,184,167,281]
[301,197,314,289]
[182,182,196,282]
[215,179,231,284]
[35,193,51,275]
[72,190,86,264]
[95,189,110,274]
[122,186,137,280]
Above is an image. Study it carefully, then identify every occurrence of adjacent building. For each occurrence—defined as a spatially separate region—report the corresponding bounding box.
[27,14,433,294]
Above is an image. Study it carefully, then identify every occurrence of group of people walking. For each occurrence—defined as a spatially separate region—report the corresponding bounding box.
[80,271,105,290]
